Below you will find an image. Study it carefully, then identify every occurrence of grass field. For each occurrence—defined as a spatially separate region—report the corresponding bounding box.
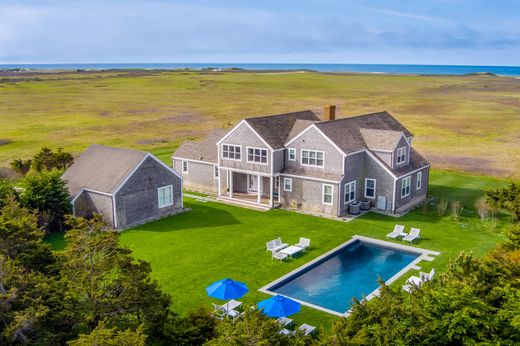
[1,70,519,178]
[46,169,511,330]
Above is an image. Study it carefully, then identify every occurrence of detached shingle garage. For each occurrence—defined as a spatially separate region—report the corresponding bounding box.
[62,144,183,229]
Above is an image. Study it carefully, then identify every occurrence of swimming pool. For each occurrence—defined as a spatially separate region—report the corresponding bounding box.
[260,236,438,315]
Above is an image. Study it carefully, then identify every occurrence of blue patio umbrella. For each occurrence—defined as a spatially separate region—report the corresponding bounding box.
[206,278,249,301]
[257,295,301,318]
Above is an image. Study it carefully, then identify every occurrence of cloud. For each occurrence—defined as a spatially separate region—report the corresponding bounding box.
[0,0,518,64]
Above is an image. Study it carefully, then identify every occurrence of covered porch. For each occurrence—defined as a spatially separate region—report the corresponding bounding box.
[217,169,280,208]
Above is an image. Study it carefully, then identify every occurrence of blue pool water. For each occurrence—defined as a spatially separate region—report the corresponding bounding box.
[270,240,419,314]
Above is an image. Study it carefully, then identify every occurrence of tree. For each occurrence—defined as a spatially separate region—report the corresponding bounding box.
[9,159,32,176]
[0,197,55,271]
[60,216,176,340]
[0,179,17,208]
[20,170,71,232]
[32,147,74,172]
[68,322,147,346]
[486,183,520,222]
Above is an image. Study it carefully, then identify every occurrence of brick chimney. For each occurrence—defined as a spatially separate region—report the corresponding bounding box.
[323,105,336,121]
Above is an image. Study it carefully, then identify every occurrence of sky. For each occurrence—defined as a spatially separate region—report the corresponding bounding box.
[0,0,519,65]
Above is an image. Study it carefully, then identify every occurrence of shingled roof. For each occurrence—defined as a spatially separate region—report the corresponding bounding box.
[315,111,413,153]
[360,128,404,151]
[62,144,148,197]
[244,110,320,149]
[172,129,226,164]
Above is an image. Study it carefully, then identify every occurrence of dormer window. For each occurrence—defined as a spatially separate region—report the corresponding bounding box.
[396,147,407,164]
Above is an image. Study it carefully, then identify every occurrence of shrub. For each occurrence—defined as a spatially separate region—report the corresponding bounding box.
[450,200,464,221]
[436,198,448,216]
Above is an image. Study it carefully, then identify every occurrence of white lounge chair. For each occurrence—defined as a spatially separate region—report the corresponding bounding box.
[266,238,288,252]
[386,224,406,239]
[402,228,420,242]
[211,303,227,320]
[276,317,293,327]
[212,301,243,320]
[295,237,310,251]
[272,251,288,261]
[279,328,292,335]
[402,284,412,293]
[298,324,316,336]
[420,268,435,282]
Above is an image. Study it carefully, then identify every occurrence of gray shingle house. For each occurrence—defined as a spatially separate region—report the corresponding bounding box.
[173,106,429,216]
[62,145,183,229]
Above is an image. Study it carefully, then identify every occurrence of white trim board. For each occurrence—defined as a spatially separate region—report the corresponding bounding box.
[280,173,340,184]
[172,157,215,166]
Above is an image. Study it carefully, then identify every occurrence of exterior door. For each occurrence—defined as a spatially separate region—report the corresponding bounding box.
[377,196,386,210]
[247,175,258,193]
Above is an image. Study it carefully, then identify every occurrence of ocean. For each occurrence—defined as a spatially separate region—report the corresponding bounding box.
[1,63,519,76]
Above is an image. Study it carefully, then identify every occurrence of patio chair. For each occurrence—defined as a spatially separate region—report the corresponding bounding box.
[420,268,435,282]
[272,251,288,261]
[276,317,293,327]
[402,284,413,293]
[402,227,420,243]
[211,303,227,320]
[279,328,292,335]
[295,237,311,251]
[386,224,406,239]
[298,323,316,336]
[273,237,288,251]
[227,309,243,322]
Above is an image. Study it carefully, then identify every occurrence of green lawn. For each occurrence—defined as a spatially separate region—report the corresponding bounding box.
[45,170,511,330]
[115,170,508,330]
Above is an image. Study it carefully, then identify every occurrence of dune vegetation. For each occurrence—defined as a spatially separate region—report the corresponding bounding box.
[1,70,519,178]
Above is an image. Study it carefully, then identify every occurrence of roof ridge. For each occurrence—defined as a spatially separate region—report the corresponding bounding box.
[316,110,390,124]
[244,109,315,121]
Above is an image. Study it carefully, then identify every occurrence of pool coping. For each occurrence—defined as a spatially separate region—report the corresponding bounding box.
[258,235,441,317]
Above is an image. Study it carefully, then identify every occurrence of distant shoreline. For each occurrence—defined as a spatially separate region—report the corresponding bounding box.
[1,63,520,76]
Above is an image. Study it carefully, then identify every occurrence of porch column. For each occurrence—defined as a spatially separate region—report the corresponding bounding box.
[229,171,233,198]
[269,176,273,207]
[217,168,222,197]
[277,177,281,204]
[257,174,262,204]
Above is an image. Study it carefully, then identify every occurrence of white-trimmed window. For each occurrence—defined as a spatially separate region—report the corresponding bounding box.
[158,185,173,208]
[247,147,268,164]
[365,178,376,199]
[416,171,422,190]
[182,161,188,173]
[214,166,219,179]
[222,144,241,160]
[301,150,324,167]
[401,176,411,197]
[322,184,333,205]
[288,148,296,161]
[283,178,292,192]
[396,147,407,164]
[344,181,356,203]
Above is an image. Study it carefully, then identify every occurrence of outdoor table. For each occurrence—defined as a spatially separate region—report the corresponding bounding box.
[224,299,242,312]
[280,245,304,258]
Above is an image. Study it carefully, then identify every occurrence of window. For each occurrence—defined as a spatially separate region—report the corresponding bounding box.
[283,178,292,192]
[322,184,333,205]
[182,161,188,173]
[301,150,324,167]
[214,166,219,179]
[365,178,376,199]
[247,147,268,164]
[416,171,422,190]
[401,176,411,197]
[288,148,296,161]
[158,185,173,208]
[396,147,407,164]
[344,181,356,203]
[222,144,241,160]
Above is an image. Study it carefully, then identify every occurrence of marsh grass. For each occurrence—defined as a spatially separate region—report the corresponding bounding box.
[1,70,519,177]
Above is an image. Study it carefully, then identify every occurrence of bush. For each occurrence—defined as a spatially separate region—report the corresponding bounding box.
[436,198,448,216]
[450,200,464,221]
